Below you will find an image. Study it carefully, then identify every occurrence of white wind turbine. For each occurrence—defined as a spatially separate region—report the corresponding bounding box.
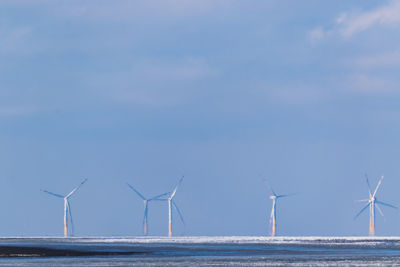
[265,181,293,237]
[355,174,397,236]
[41,178,88,237]
[159,177,185,237]
[126,183,169,235]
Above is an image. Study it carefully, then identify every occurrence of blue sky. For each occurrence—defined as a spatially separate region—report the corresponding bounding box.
[1,0,400,236]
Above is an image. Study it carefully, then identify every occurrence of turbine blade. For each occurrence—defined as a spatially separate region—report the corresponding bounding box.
[149,192,170,200]
[376,200,398,209]
[354,203,370,220]
[41,190,64,198]
[66,178,88,198]
[276,193,296,198]
[355,199,370,202]
[365,173,372,198]
[126,183,146,200]
[170,176,184,199]
[372,174,384,198]
[263,179,277,196]
[375,203,385,218]
[67,200,74,236]
[172,201,185,225]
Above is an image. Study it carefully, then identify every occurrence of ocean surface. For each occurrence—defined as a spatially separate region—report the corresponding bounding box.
[1,236,400,266]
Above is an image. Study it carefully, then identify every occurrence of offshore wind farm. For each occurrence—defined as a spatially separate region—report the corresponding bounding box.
[0,174,396,265]
[3,0,400,266]
[36,174,399,239]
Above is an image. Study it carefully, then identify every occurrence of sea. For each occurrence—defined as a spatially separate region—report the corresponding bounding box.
[0,236,400,266]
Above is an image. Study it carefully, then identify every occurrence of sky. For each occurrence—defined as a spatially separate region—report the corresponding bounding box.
[1,0,400,237]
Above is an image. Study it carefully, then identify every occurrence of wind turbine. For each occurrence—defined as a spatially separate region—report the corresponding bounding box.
[159,177,185,237]
[41,178,88,237]
[265,181,293,237]
[355,174,397,236]
[126,183,169,235]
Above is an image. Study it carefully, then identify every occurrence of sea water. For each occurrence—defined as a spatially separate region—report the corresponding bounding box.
[0,236,400,266]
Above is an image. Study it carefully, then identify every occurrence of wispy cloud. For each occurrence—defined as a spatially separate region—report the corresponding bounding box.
[135,58,218,82]
[350,74,397,94]
[354,49,400,69]
[267,85,328,105]
[340,1,400,37]
[52,0,230,22]
[307,1,400,98]
[88,57,219,106]
[308,27,325,43]
[310,0,400,40]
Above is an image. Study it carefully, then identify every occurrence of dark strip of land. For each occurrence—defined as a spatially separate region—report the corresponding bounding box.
[0,246,143,257]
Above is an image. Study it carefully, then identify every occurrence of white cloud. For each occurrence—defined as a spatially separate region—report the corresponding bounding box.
[309,1,400,99]
[311,1,400,40]
[335,13,347,25]
[308,27,325,43]
[340,1,400,37]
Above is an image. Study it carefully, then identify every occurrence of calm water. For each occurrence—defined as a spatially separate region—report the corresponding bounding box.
[1,236,400,266]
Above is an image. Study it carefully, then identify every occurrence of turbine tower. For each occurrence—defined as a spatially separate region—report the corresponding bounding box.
[159,177,185,237]
[266,181,293,237]
[126,183,169,235]
[41,178,88,237]
[355,174,397,236]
